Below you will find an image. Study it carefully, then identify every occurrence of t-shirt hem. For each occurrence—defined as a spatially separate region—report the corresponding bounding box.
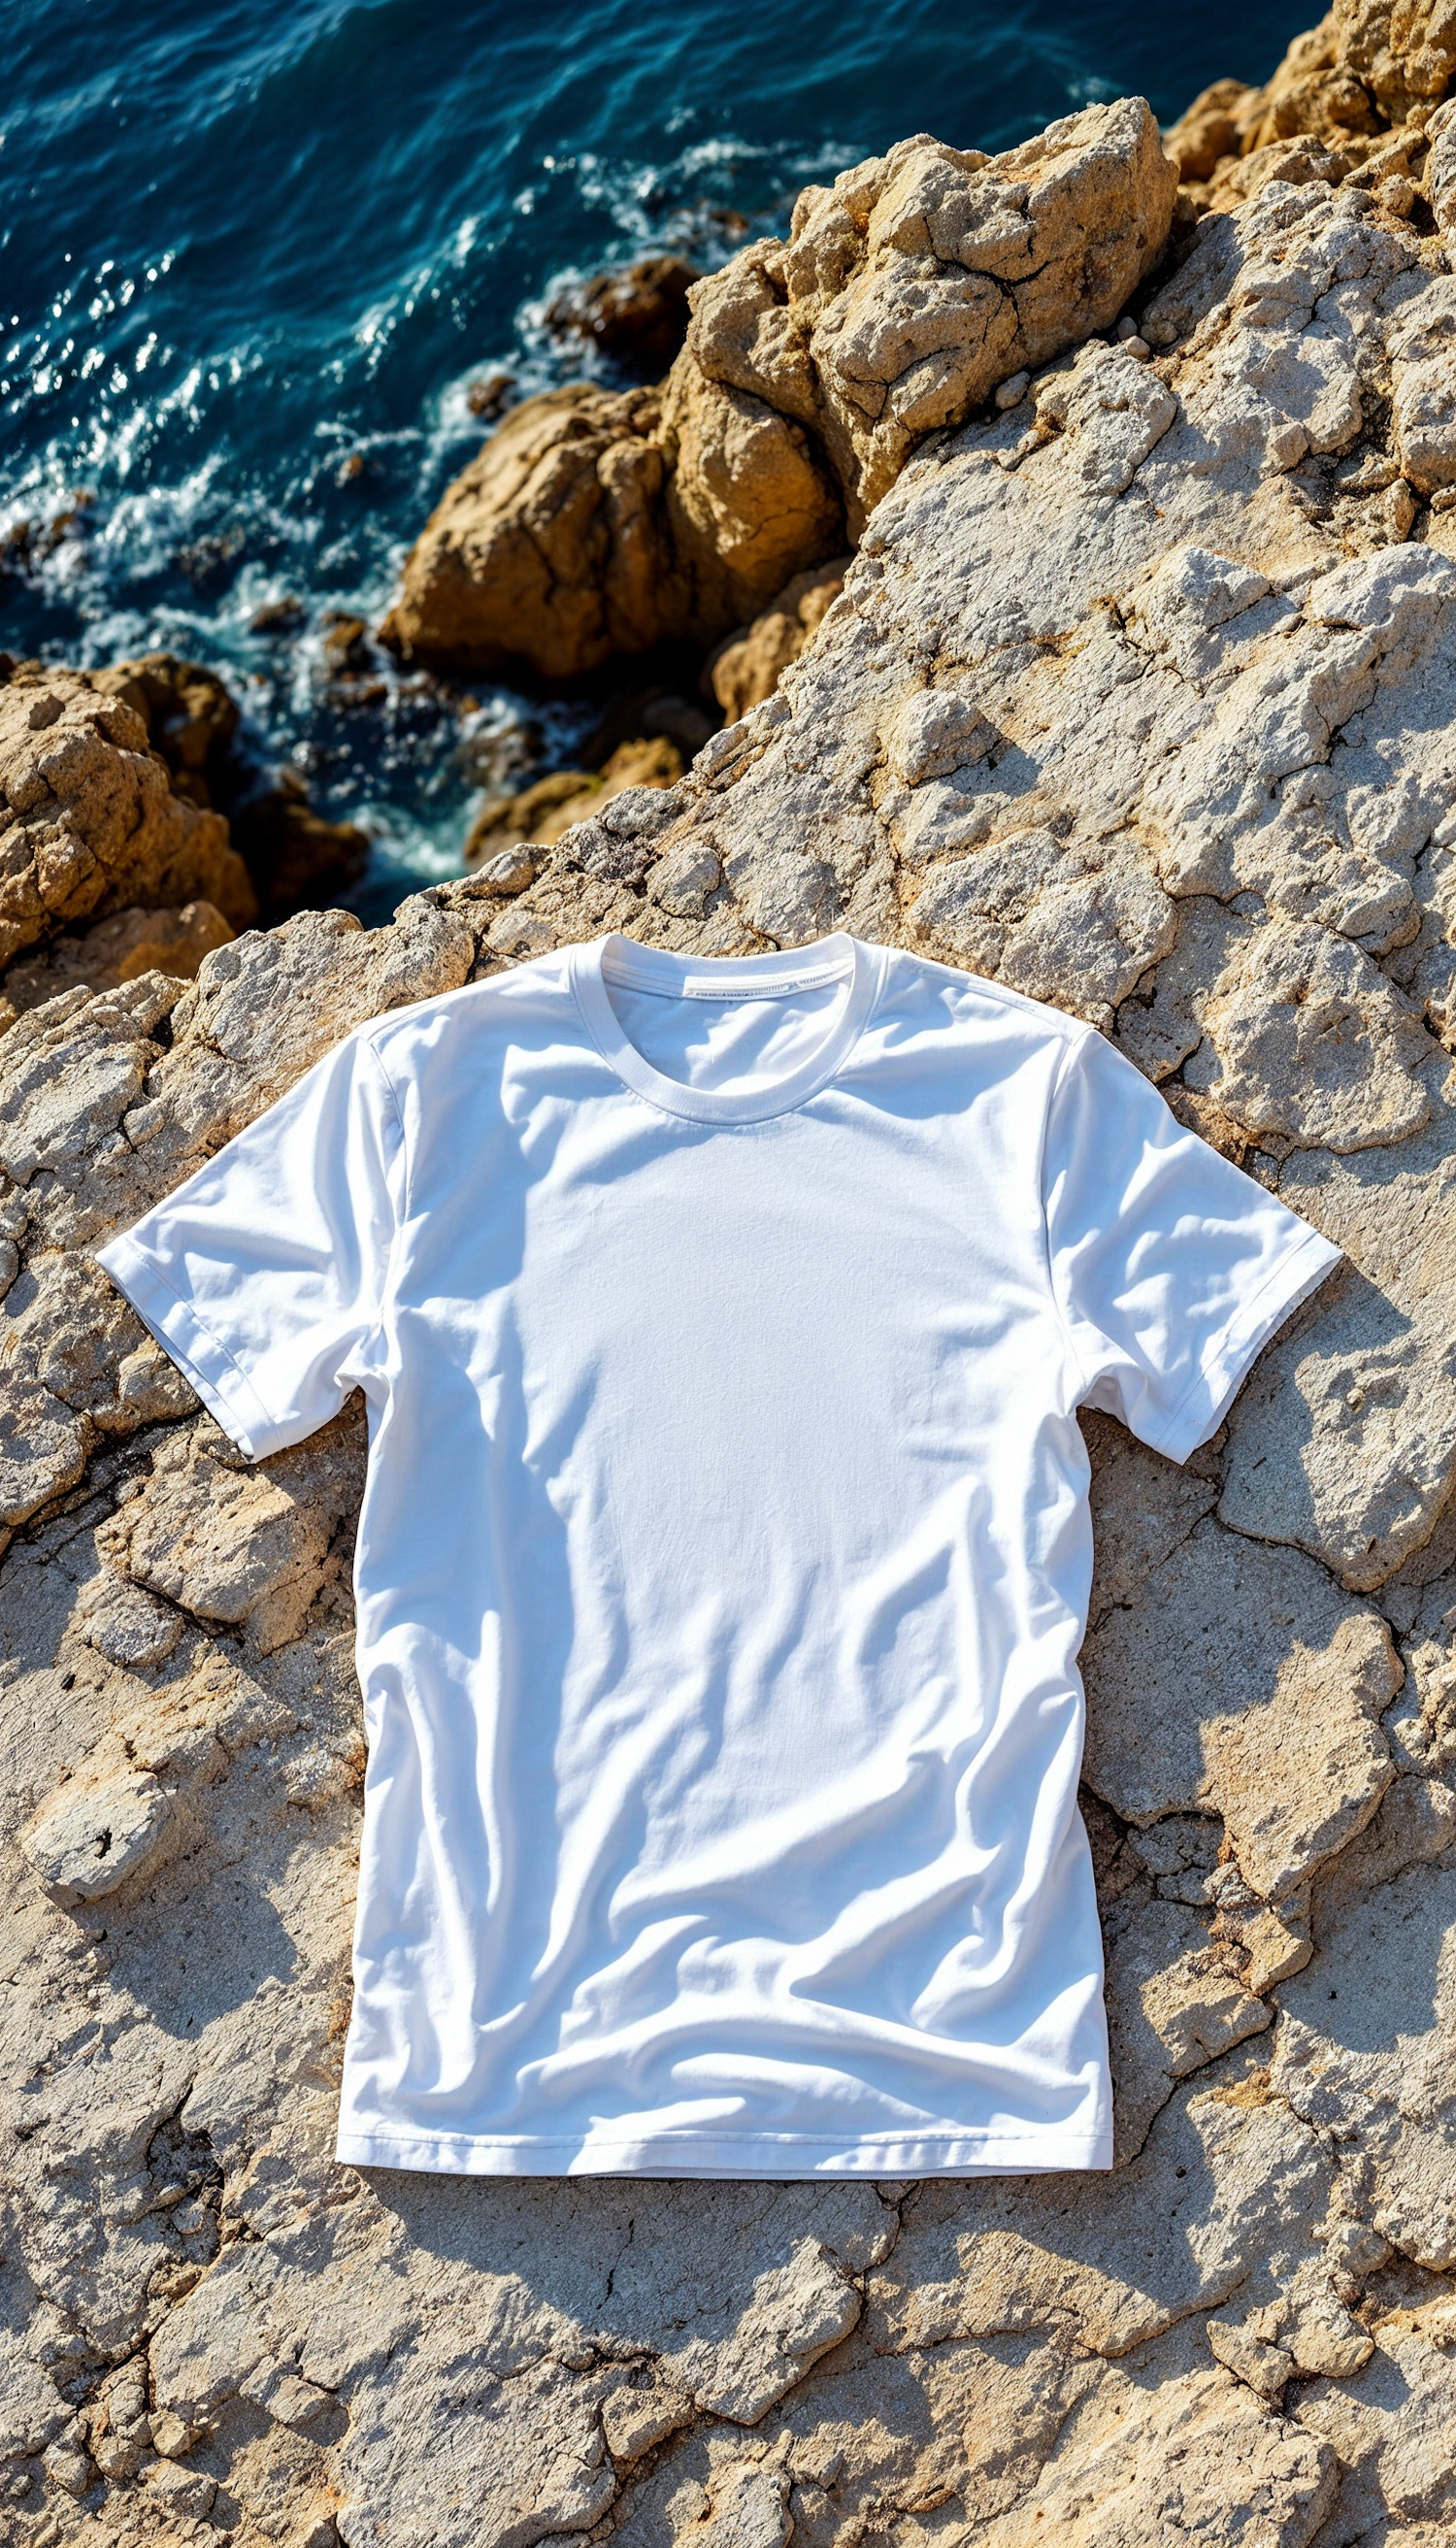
[1144,1223,1343,1466]
[95,1232,285,1463]
[335,2124,1114,2179]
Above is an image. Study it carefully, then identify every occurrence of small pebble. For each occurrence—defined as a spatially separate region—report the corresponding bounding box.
[994,370,1029,411]
[1116,314,1139,341]
[1123,336,1151,361]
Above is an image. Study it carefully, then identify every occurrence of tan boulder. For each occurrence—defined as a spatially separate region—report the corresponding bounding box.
[1168,0,1456,215]
[659,362,845,636]
[19,1766,176,1906]
[90,652,239,808]
[1333,0,1456,121]
[763,95,1179,525]
[91,651,371,918]
[706,559,851,720]
[1164,77,1265,181]
[0,663,255,969]
[380,384,683,676]
[1,900,234,1026]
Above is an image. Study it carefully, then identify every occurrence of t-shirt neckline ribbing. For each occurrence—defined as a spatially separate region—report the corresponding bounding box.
[571,931,887,1124]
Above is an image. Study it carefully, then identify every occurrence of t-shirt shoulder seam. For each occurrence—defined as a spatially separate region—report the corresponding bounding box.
[893,947,1090,1041]
[357,958,577,1063]
[355,980,484,1057]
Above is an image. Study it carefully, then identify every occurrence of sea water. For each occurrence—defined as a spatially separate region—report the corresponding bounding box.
[1,0,1310,909]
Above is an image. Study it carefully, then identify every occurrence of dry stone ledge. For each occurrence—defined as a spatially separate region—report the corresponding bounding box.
[10,86,1456,2548]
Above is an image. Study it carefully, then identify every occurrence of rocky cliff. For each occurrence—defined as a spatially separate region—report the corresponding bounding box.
[8,18,1456,2547]
[379,96,1178,678]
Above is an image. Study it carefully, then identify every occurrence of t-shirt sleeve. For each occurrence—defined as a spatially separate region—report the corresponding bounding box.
[1042,1026,1343,1465]
[95,1029,406,1463]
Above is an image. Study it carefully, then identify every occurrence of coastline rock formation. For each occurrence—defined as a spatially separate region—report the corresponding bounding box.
[95,654,371,922]
[1168,0,1456,215]
[1,903,236,1030]
[381,95,1179,678]
[0,663,255,973]
[704,558,853,721]
[11,33,1456,2548]
[464,736,683,881]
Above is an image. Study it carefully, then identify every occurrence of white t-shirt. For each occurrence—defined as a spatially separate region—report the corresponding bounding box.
[98,933,1340,2178]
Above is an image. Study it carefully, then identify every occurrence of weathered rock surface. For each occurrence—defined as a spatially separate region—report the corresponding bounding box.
[466,737,684,879]
[90,656,240,812]
[704,559,852,721]
[381,97,1178,678]
[1167,0,1456,222]
[9,58,1456,2548]
[1,902,235,1029]
[379,376,842,678]
[92,651,373,922]
[0,663,255,970]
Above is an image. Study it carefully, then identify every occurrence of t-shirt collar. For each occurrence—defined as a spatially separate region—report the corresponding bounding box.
[571,931,887,1125]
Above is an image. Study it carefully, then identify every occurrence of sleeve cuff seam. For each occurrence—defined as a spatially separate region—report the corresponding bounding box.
[1143,1223,1343,1465]
[96,1233,288,1462]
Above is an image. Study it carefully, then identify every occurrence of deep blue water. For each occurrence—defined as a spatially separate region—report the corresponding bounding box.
[2,0,1312,906]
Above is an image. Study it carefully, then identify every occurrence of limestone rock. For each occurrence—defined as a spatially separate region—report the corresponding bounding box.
[973,2363,1337,2545]
[379,384,687,676]
[618,2442,794,2548]
[706,559,852,721]
[1083,1517,1399,1898]
[466,737,683,874]
[1273,1853,1456,2271]
[1104,1892,1271,2161]
[865,2068,1365,2363]
[1295,2323,1456,2535]
[0,662,255,968]
[1221,1114,1456,1589]
[18,1765,175,1904]
[661,362,845,645]
[89,650,371,922]
[1,899,234,1023]
[1168,0,1456,223]
[1197,915,1438,1152]
[714,96,1178,528]
[97,1421,351,1658]
[90,652,239,810]
[1165,78,1265,183]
